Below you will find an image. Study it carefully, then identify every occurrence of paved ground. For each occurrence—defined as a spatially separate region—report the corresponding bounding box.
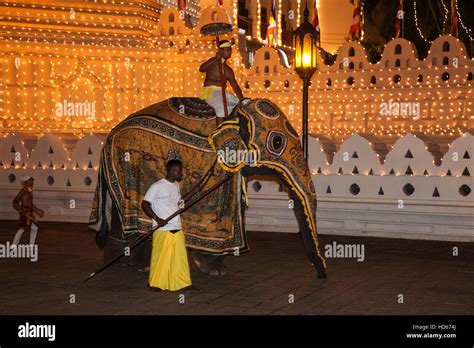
[0,220,473,315]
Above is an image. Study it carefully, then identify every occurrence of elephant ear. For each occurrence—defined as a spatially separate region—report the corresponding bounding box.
[208,122,249,172]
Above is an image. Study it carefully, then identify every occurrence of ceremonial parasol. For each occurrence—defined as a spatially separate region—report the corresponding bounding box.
[200,22,232,119]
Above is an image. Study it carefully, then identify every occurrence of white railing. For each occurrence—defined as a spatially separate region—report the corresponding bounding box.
[0,132,472,241]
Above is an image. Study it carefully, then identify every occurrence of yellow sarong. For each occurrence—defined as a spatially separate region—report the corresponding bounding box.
[200,85,221,100]
[148,230,192,291]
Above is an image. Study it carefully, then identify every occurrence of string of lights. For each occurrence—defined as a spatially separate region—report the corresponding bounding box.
[454,0,474,41]
[440,0,449,34]
[413,0,432,43]
[257,0,261,42]
[0,1,471,139]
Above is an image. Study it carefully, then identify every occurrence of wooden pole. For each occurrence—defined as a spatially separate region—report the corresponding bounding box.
[215,29,229,120]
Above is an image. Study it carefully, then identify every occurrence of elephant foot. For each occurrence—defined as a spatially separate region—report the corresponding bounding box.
[208,265,226,276]
[208,268,219,276]
[214,258,227,276]
[190,251,213,275]
[190,251,227,276]
[218,264,227,276]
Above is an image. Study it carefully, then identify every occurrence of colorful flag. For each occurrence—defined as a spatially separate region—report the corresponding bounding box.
[265,15,277,46]
[348,0,360,40]
[265,0,277,46]
[312,1,321,46]
[394,0,404,38]
[451,0,458,36]
[178,0,186,11]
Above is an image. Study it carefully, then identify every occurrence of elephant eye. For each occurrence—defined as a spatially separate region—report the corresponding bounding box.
[272,135,283,149]
[266,131,287,156]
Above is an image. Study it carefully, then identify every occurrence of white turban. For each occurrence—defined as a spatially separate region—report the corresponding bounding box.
[20,175,33,183]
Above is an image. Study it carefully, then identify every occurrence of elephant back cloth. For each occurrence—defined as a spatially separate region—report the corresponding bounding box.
[89,97,249,255]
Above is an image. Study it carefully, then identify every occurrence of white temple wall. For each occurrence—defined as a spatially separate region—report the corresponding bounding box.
[0,133,471,242]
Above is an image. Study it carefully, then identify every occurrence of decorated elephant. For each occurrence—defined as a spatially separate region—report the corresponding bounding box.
[89,97,327,279]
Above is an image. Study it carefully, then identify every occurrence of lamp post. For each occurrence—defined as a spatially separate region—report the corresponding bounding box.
[293,3,318,160]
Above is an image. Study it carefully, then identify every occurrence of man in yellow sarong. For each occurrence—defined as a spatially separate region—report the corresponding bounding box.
[199,40,244,126]
[141,159,200,292]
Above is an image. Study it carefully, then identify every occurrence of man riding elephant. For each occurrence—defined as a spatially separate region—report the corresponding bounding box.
[199,39,244,125]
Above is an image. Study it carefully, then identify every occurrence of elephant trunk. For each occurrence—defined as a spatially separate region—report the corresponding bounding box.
[281,169,327,279]
[243,164,327,278]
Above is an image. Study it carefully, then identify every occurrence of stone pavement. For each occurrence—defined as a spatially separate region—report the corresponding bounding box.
[0,220,473,315]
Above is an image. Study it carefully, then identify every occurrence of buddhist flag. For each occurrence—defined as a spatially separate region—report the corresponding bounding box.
[451,0,458,37]
[265,0,277,46]
[312,2,321,46]
[178,0,186,11]
[394,0,404,38]
[348,0,360,40]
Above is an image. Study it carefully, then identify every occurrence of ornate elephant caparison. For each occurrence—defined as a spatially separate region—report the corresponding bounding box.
[89,97,327,279]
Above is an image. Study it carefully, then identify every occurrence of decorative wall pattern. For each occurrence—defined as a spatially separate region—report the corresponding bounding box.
[0,133,471,243]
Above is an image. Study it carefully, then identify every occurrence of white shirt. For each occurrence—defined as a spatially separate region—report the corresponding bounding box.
[143,178,182,231]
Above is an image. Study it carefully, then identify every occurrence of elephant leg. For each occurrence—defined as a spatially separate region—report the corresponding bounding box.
[104,235,151,270]
[104,236,130,266]
[299,231,327,279]
[133,236,152,271]
[190,250,227,276]
[104,202,134,267]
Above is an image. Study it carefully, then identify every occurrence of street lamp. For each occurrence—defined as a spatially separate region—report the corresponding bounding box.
[293,3,318,160]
